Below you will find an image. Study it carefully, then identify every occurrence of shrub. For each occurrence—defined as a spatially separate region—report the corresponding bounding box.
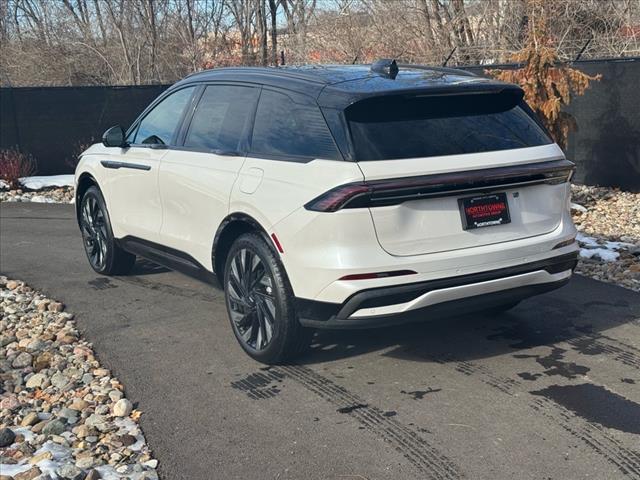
[65,138,95,170]
[486,0,601,150]
[0,148,36,190]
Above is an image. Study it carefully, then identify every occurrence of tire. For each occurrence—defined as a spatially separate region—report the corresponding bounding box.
[223,232,312,364]
[79,186,136,275]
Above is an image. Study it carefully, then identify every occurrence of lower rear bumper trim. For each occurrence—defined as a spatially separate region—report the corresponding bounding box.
[296,251,577,329]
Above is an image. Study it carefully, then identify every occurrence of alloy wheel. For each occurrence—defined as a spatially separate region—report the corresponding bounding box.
[80,195,108,270]
[227,248,277,351]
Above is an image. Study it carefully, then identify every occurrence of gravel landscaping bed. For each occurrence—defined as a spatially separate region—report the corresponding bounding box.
[0,277,159,480]
[0,187,74,204]
[571,184,640,292]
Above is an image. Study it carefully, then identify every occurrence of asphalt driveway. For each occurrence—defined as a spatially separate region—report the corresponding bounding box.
[1,202,639,480]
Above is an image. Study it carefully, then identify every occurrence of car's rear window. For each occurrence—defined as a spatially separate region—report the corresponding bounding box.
[346,92,553,161]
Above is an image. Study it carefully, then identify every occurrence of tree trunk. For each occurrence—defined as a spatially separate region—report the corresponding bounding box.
[268,0,278,65]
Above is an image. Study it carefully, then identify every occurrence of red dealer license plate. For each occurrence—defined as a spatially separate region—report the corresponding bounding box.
[459,193,511,230]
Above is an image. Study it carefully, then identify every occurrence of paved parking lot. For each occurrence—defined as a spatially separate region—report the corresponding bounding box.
[2,202,639,480]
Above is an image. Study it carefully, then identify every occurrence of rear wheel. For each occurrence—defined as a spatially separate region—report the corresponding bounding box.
[224,232,311,364]
[80,186,136,275]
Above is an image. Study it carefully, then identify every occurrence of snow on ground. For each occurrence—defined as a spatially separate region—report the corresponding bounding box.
[19,175,75,190]
[576,232,628,262]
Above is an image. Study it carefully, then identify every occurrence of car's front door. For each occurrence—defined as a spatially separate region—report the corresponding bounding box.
[158,84,260,269]
[103,86,197,243]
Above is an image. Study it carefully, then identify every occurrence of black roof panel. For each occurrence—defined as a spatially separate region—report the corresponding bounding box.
[176,64,518,109]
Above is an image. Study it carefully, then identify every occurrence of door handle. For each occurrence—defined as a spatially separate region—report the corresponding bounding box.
[101,161,151,171]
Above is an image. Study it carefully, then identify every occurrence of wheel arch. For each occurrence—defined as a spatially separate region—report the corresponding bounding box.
[212,213,275,284]
[75,172,99,225]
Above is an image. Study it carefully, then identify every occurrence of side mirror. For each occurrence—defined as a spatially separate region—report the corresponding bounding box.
[102,125,128,148]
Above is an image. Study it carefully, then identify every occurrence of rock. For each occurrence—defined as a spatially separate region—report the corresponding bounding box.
[57,334,77,345]
[85,414,108,431]
[48,302,64,312]
[26,339,44,351]
[12,352,33,368]
[94,405,109,415]
[69,398,89,411]
[42,419,66,436]
[112,398,132,417]
[37,300,50,312]
[76,457,94,469]
[29,450,53,464]
[0,427,16,447]
[0,394,19,410]
[21,411,40,427]
[0,335,16,347]
[33,352,52,371]
[143,459,158,468]
[31,420,48,434]
[26,373,46,389]
[6,280,20,290]
[72,424,93,438]
[14,467,42,480]
[58,407,78,421]
[56,464,84,480]
[84,470,101,480]
[51,372,70,390]
[118,434,137,446]
[108,390,123,402]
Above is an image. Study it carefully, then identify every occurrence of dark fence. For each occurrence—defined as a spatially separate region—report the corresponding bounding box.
[465,57,640,191]
[1,58,639,190]
[0,85,169,175]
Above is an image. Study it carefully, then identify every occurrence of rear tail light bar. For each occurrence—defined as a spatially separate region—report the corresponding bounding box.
[305,159,575,212]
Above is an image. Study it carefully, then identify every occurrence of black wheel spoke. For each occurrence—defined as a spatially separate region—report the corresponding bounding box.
[227,247,277,352]
[81,195,109,270]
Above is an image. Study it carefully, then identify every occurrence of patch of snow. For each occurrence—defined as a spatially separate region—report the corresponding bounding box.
[29,195,56,203]
[0,463,31,476]
[579,248,620,262]
[12,426,35,443]
[571,202,587,213]
[20,174,74,190]
[576,233,599,247]
[604,241,635,250]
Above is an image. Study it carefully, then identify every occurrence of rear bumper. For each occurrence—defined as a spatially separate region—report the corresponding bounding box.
[296,252,577,329]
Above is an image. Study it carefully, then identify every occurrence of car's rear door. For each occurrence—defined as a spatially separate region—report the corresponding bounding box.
[157,83,260,269]
[104,85,197,243]
[346,90,571,256]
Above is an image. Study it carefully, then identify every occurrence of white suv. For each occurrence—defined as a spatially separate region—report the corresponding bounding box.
[75,61,578,363]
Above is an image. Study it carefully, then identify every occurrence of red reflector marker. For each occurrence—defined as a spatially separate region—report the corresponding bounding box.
[339,270,416,281]
[271,233,284,253]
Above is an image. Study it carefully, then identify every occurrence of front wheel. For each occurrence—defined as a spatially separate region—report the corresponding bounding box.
[80,186,136,275]
[223,233,312,364]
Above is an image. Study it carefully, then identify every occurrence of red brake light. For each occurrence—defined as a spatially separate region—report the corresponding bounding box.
[305,183,370,212]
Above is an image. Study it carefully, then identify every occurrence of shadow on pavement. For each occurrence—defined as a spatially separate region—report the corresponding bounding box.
[299,277,639,365]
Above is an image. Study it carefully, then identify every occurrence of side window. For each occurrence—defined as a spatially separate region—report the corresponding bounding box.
[184,85,258,152]
[133,86,196,145]
[251,90,340,160]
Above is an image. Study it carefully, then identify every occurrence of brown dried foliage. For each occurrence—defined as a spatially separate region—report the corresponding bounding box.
[487,0,601,150]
